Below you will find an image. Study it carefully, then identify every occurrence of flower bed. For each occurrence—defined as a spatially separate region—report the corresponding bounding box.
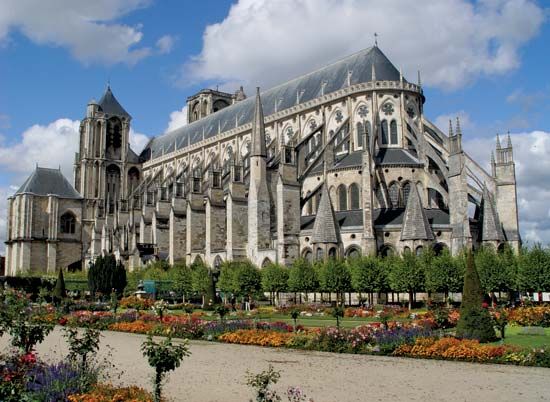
[393,337,513,362]
[68,383,155,402]
[219,329,295,347]
[108,320,157,334]
[507,306,550,327]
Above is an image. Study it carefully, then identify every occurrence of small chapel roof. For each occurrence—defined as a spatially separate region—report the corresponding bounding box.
[15,167,82,199]
[98,86,131,119]
[143,46,404,158]
[311,184,340,244]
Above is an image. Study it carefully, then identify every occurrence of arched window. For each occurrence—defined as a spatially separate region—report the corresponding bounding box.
[338,185,347,211]
[390,120,398,145]
[262,258,272,268]
[415,246,424,256]
[316,247,324,261]
[302,248,313,263]
[347,247,361,259]
[349,183,360,209]
[402,182,411,208]
[127,167,140,195]
[106,117,122,160]
[381,120,389,145]
[213,256,223,269]
[388,182,399,208]
[403,246,411,254]
[379,245,394,258]
[60,212,76,234]
[328,247,337,258]
[356,122,364,149]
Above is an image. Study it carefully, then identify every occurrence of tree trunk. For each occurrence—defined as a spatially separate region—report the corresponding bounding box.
[154,369,163,402]
[408,290,413,310]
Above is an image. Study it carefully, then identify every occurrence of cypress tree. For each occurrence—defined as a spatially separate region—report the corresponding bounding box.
[53,268,66,303]
[456,251,495,342]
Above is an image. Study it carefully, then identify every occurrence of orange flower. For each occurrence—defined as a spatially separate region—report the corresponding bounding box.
[219,330,295,347]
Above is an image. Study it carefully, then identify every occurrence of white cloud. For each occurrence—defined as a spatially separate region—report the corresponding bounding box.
[156,34,176,55]
[165,106,188,132]
[434,111,474,134]
[129,128,150,153]
[0,0,153,65]
[183,0,544,91]
[463,130,550,246]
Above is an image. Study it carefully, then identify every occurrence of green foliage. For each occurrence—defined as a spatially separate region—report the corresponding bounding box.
[218,261,238,294]
[1,289,55,353]
[53,268,67,302]
[287,259,318,296]
[246,365,281,402]
[191,262,211,295]
[261,263,289,294]
[331,306,345,328]
[423,248,463,294]
[87,255,127,298]
[317,259,351,302]
[475,246,511,292]
[214,304,229,321]
[233,261,262,297]
[457,252,495,342]
[63,326,101,368]
[172,263,193,298]
[517,244,550,291]
[388,252,424,308]
[141,334,190,402]
[349,255,388,294]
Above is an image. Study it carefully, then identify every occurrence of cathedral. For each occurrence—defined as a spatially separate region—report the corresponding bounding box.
[4,46,520,275]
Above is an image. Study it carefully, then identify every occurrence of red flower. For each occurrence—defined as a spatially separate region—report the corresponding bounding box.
[59,317,68,326]
[20,352,37,365]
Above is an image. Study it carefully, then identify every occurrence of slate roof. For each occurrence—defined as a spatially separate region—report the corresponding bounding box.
[15,167,82,199]
[400,185,434,240]
[301,208,450,231]
[375,148,422,166]
[481,185,504,241]
[311,184,340,243]
[97,86,131,119]
[143,46,403,158]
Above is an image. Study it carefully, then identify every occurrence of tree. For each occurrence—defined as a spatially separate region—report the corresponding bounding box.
[261,263,289,306]
[456,251,495,342]
[52,268,66,303]
[218,261,238,296]
[350,256,386,305]
[233,261,262,299]
[287,258,318,303]
[423,248,463,303]
[318,259,351,305]
[475,246,510,293]
[388,252,424,310]
[87,255,127,300]
[172,263,193,302]
[191,262,212,307]
[517,245,550,292]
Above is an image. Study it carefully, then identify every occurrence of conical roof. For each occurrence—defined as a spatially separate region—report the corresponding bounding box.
[311,184,340,244]
[15,167,81,199]
[98,86,131,119]
[251,87,266,157]
[481,185,504,241]
[400,185,433,240]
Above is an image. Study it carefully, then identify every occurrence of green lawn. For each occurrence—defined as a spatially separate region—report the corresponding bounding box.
[493,326,550,349]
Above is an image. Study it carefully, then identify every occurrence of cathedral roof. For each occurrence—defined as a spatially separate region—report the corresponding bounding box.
[98,86,131,119]
[15,167,82,199]
[311,184,340,244]
[480,185,505,241]
[400,185,434,240]
[143,46,403,158]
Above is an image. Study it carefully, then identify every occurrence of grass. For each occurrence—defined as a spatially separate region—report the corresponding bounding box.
[493,326,550,349]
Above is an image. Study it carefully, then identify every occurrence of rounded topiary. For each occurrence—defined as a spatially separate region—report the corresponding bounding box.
[456,251,495,342]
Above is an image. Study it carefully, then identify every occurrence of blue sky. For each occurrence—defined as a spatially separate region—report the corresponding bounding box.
[0,0,549,250]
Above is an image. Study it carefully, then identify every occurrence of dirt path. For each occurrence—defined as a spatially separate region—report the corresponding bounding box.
[2,328,549,401]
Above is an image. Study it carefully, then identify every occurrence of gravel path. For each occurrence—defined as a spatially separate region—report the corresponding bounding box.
[2,328,549,401]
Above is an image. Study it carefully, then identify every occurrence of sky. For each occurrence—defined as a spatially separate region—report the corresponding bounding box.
[0,0,549,253]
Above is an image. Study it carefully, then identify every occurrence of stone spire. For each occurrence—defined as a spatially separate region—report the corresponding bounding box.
[417,70,422,87]
[251,87,267,157]
[400,185,433,241]
[481,184,504,241]
[234,86,246,102]
[496,133,501,149]
[455,117,462,137]
[311,184,340,244]
[506,132,512,148]
[448,119,454,136]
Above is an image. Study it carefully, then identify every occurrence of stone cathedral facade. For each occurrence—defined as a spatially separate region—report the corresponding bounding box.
[4,46,520,275]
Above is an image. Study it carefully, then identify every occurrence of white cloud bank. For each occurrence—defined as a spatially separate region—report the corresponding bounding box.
[0,118,149,253]
[183,0,544,91]
[0,0,154,65]
[165,106,188,132]
[463,130,550,245]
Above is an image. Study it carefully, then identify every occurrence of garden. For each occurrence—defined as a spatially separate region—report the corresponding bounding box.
[1,246,550,400]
